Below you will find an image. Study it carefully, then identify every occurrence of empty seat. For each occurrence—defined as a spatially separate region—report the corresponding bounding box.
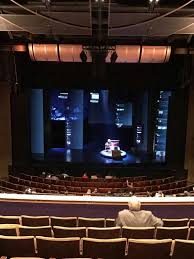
[122,227,155,239]
[106,218,115,227]
[187,226,194,239]
[162,218,189,227]
[127,238,172,259]
[189,219,194,226]
[36,236,80,258]
[0,236,35,257]
[172,239,194,259]
[53,226,86,238]
[87,227,121,239]
[82,237,126,259]
[0,216,20,225]
[50,216,77,227]
[78,217,105,227]
[21,216,50,226]
[156,227,189,240]
[0,224,20,236]
[19,226,52,237]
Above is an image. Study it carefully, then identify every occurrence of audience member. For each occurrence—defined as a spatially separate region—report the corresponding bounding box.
[86,188,92,195]
[82,173,88,180]
[91,175,98,180]
[51,175,59,180]
[92,188,98,194]
[126,180,134,194]
[116,199,163,227]
[105,173,113,180]
[46,174,52,179]
[155,190,165,197]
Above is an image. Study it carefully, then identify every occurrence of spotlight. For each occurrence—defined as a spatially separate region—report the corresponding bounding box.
[148,0,159,12]
[80,50,87,63]
[110,51,118,63]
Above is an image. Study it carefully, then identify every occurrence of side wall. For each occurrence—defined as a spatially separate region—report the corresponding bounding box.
[0,82,11,177]
[185,72,194,182]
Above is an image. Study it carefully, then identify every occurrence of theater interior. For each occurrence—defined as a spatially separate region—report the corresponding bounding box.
[0,0,194,258]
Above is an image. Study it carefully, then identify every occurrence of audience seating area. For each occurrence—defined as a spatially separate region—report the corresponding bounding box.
[0,174,192,196]
[0,215,194,258]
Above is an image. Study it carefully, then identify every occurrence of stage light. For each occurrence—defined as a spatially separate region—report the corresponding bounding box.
[110,51,118,63]
[80,50,87,63]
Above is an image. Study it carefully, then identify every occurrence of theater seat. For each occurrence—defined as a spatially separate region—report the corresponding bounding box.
[156,227,189,240]
[82,237,127,259]
[122,227,155,239]
[21,216,50,227]
[36,236,80,258]
[0,224,20,236]
[105,218,115,227]
[78,217,105,227]
[19,226,52,237]
[0,216,20,225]
[53,226,86,238]
[0,236,36,257]
[162,218,189,227]
[187,226,194,239]
[172,239,194,259]
[127,239,172,259]
[87,227,121,239]
[50,216,77,227]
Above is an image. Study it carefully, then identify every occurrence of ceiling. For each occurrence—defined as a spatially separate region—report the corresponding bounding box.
[0,0,194,46]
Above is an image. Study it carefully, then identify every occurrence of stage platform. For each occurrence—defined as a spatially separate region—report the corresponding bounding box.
[0,194,194,218]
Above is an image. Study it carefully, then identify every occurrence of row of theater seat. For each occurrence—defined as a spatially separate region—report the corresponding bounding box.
[17,174,177,187]
[6,174,191,195]
[0,216,194,227]
[2,215,194,227]
[2,225,194,240]
[0,236,192,259]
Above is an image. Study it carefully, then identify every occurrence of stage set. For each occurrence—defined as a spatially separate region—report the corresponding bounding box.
[30,89,169,166]
[1,194,194,218]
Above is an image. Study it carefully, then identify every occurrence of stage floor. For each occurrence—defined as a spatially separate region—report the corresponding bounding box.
[32,148,165,165]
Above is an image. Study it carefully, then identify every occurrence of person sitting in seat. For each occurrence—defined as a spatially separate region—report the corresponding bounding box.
[116,199,163,227]
[155,190,165,197]
[82,172,88,180]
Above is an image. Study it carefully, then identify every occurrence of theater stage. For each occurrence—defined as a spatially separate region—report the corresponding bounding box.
[0,194,194,218]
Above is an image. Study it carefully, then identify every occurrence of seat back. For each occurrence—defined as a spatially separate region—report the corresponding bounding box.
[19,226,52,237]
[21,216,50,226]
[87,227,121,239]
[0,216,20,225]
[122,227,155,239]
[0,224,19,236]
[78,217,105,227]
[189,219,194,227]
[0,236,35,257]
[127,239,172,259]
[36,236,80,258]
[50,216,77,227]
[156,227,189,240]
[106,218,115,227]
[162,218,189,227]
[187,226,194,239]
[172,239,194,259]
[82,237,126,259]
[53,226,86,238]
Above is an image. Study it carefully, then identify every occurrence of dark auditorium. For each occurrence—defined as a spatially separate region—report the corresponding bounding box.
[0,0,194,258]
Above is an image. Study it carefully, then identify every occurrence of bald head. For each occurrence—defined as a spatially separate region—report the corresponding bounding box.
[128,200,141,211]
